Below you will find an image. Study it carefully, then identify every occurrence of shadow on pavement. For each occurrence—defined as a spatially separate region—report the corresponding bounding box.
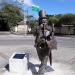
[28,62,54,75]
[5,64,9,71]
[5,62,55,75]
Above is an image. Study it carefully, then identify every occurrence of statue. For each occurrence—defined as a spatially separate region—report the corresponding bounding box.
[33,10,57,74]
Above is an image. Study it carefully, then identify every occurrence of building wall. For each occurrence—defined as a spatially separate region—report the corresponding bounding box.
[55,27,75,35]
[70,27,75,34]
[55,27,61,34]
[14,25,28,34]
[17,25,27,32]
[61,27,69,35]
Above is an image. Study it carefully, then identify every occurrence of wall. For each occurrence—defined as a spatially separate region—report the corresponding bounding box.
[14,24,28,35]
[55,26,75,35]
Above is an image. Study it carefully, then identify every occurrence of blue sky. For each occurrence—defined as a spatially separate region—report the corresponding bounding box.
[33,0,75,14]
[0,0,75,17]
[22,0,75,17]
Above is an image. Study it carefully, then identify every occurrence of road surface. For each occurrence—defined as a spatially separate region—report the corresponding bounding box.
[0,35,75,48]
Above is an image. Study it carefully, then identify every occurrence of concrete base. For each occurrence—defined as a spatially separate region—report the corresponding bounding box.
[9,53,28,73]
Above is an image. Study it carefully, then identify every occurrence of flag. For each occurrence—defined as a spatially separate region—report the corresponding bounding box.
[32,5,40,12]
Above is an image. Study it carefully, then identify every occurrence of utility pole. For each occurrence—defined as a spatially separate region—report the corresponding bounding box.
[16,0,28,35]
[24,9,28,36]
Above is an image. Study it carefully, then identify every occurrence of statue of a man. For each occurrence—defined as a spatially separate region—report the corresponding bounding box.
[34,10,57,74]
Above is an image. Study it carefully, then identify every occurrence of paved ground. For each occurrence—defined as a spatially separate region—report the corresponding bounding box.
[0,35,34,46]
[0,34,75,75]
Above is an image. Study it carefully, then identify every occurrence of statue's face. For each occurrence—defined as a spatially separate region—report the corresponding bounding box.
[42,19,48,25]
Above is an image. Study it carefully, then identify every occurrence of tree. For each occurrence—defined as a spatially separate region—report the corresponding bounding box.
[55,14,62,19]
[29,20,38,29]
[27,15,38,29]
[54,14,63,27]
[0,4,24,31]
[49,17,59,24]
[47,15,59,26]
[59,14,75,25]
[0,12,9,31]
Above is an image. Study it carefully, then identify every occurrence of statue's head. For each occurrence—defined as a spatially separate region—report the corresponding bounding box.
[39,10,48,25]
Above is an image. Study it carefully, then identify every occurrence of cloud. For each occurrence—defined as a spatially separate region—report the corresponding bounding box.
[0,0,34,9]
[17,0,34,6]
[24,0,34,6]
[0,0,34,6]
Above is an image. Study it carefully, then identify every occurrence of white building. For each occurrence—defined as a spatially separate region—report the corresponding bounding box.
[14,21,28,35]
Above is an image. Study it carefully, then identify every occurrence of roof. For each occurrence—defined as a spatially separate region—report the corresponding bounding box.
[62,24,74,27]
[17,21,26,25]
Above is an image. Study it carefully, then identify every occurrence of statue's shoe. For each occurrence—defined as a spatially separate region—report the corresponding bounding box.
[36,72,44,75]
[38,67,46,74]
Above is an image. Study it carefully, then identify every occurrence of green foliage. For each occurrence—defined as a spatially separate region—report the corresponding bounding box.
[29,20,38,29]
[47,15,59,27]
[0,12,10,31]
[49,17,59,24]
[0,4,24,30]
[48,14,75,27]
[55,14,62,19]
[27,15,38,29]
[59,14,75,25]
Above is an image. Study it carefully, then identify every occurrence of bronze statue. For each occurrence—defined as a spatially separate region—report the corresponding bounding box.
[33,10,57,74]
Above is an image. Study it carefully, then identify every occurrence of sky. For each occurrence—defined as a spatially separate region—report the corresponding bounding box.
[17,0,75,17]
[0,0,75,17]
[33,0,75,14]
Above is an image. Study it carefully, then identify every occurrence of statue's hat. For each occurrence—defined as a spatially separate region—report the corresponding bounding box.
[39,10,47,20]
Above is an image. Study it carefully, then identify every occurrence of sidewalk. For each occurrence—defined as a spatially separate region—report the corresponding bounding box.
[1,58,75,75]
[0,32,10,35]
[0,46,75,75]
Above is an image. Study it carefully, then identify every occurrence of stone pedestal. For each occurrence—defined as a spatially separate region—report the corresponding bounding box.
[9,53,28,73]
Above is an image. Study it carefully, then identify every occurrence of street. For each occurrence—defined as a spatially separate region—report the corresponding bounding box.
[0,35,75,75]
[0,39,34,46]
[0,35,75,47]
